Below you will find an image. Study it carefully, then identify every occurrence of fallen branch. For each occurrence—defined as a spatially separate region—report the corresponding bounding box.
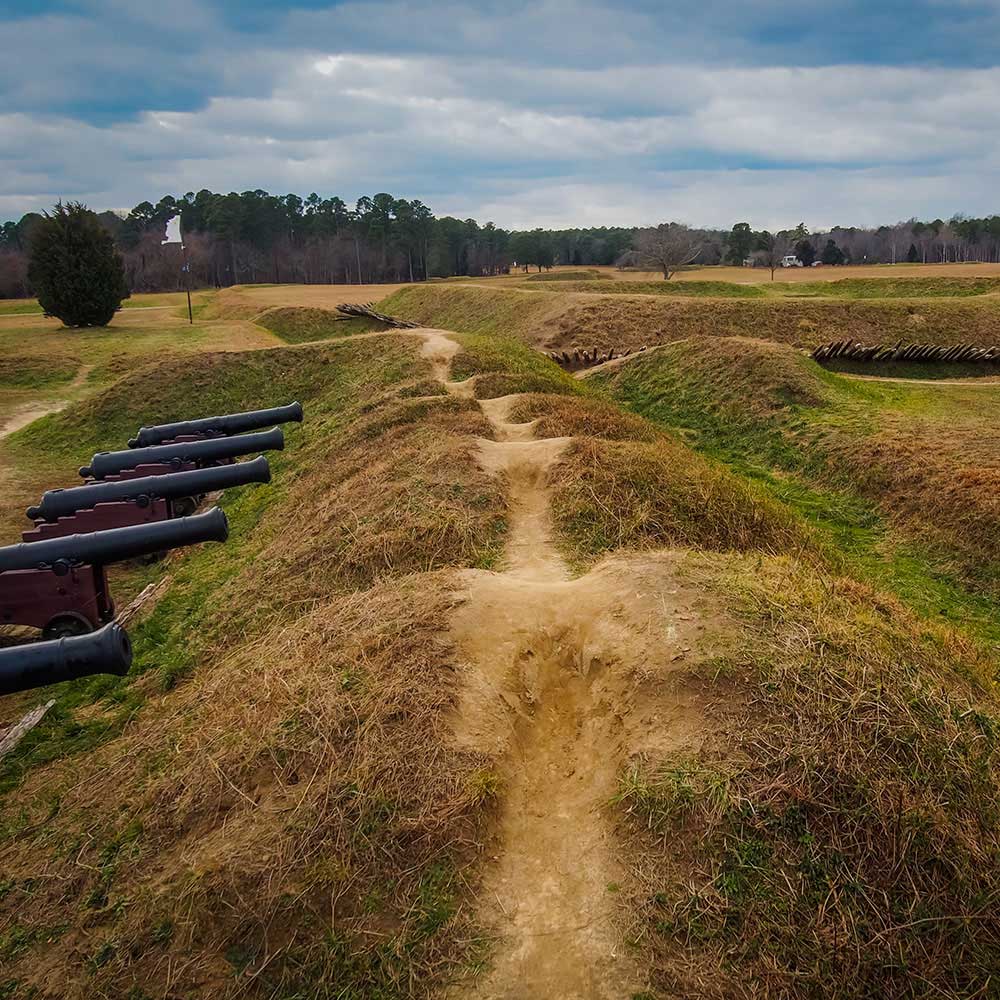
[335,302,420,328]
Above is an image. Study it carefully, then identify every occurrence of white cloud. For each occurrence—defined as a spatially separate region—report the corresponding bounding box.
[2,25,1000,226]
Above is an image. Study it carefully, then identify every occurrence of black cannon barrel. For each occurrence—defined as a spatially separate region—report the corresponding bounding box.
[29,455,271,522]
[129,401,303,448]
[81,427,284,480]
[0,622,132,696]
[0,508,228,574]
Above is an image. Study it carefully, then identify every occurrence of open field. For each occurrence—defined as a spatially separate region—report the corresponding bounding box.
[1,279,1000,998]
[519,261,1000,285]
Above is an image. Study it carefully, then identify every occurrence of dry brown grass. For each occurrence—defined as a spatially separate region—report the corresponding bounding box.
[548,295,1000,354]
[508,392,664,441]
[242,395,505,607]
[0,332,508,997]
[619,555,1000,999]
[831,411,1000,594]
[590,262,1000,285]
[0,573,493,999]
[207,283,411,322]
[381,283,1000,357]
[550,437,809,562]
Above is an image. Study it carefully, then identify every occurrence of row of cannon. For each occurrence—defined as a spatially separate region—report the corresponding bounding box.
[0,402,304,696]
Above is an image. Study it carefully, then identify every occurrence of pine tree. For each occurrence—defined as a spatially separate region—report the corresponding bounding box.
[821,239,846,265]
[907,243,920,263]
[27,202,129,327]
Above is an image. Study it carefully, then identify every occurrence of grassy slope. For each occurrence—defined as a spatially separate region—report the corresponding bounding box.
[0,334,507,999]
[591,339,1000,644]
[3,319,1000,999]
[256,306,384,343]
[457,337,1000,999]
[380,283,1000,354]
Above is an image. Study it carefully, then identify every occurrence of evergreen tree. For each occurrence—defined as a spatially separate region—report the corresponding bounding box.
[795,238,816,267]
[726,222,754,265]
[907,242,920,263]
[27,202,129,326]
[821,239,846,265]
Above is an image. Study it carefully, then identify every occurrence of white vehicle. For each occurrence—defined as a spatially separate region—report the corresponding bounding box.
[781,254,803,268]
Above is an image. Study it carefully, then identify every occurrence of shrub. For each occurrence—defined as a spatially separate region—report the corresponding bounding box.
[27,202,129,327]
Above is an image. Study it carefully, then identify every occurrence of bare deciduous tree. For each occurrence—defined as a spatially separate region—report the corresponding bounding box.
[634,223,702,279]
[754,230,792,281]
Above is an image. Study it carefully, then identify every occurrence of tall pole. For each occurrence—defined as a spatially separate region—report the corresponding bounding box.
[182,241,193,325]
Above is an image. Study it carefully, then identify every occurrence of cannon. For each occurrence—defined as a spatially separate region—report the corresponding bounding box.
[0,508,228,637]
[80,427,284,481]
[129,401,303,448]
[23,456,271,541]
[0,622,132,696]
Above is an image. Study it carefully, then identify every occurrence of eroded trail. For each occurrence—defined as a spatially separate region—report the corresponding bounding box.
[0,364,93,443]
[417,331,708,999]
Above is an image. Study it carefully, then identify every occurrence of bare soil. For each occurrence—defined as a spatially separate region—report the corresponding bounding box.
[415,331,714,999]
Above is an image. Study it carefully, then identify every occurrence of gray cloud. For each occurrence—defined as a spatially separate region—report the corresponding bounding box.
[2,1,1000,225]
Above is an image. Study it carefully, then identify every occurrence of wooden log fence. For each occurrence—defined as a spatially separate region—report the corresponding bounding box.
[335,302,420,328]
[812,339,1000,365]
[549,346,647,372]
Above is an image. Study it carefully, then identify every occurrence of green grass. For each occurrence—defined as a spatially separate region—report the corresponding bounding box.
[0,354,80,389]
[0,336,424,795]
[820,358,1000,380]
[257,306,383,343]
[594,344,1000,648]
[777,276,1000,298]
[380,284,554,342]
[523,269,610,282]
[0,301,42,316]
[450,330,590,397]
[0,292,210,317]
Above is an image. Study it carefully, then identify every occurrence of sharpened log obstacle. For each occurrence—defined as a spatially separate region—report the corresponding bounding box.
[0,508,228,638]
[549,346,646,372]
[0,622,132,695]
[23,456,271,541]
[129,401,302,448]
[335,302,420,328]
[811,340,1000,365]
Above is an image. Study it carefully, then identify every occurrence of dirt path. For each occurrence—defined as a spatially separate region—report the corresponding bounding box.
[0,364,93,442]
[416,330,710,999]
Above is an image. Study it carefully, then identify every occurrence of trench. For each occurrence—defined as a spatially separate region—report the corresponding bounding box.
[418,330,647,998]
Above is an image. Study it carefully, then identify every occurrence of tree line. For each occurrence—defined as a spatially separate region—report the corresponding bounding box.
[2,189,1000,298]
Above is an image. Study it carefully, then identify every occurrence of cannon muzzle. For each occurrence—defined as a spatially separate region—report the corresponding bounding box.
[29,455,271,522]
[129,401,303,447]
[0,622,132,696]
[0,508,228,575]
[81,428,284,480]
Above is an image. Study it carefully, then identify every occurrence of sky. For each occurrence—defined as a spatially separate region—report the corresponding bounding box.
[2,0,1000,230]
